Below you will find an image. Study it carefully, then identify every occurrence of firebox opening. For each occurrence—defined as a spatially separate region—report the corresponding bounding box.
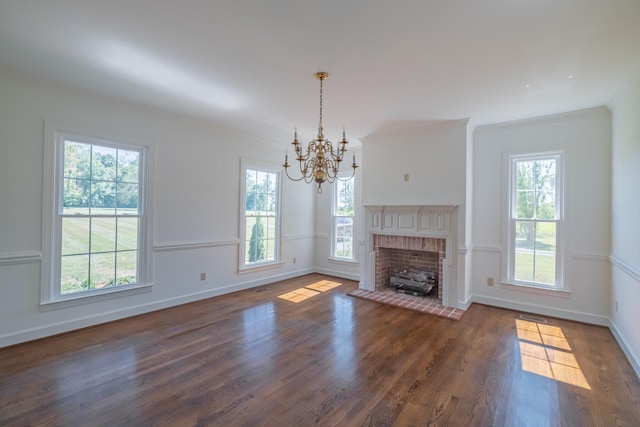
[375,246,442,303]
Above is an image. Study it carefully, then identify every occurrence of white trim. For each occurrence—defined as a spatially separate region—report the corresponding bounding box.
[500,281,572,297]
[0,251,42,266]
[471,294,609,326]
[327,257,359,266]
[610,254,640,281]
[40,283,153,311]
[154,239,239,252]
[609,319,640,381]
[572,251,609,261]
[474,245,502,253]
[313,267,360,282]
[238,261,284,275]
[283,233,315,241]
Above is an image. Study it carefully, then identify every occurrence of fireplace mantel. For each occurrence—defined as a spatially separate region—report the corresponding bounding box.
[364,205,457,238]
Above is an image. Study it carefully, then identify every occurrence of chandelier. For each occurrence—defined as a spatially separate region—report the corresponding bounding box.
[283,71,358,193]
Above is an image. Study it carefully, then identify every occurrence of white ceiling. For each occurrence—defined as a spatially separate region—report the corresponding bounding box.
[1,0,639,143]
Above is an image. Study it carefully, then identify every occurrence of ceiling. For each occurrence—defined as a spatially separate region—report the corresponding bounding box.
[1,0,639,143]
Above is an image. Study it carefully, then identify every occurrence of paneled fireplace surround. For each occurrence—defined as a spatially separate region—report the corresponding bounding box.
[362,205,458,308]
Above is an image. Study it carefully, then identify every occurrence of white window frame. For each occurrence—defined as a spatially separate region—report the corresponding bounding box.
[41,123,153,308]
[239,158,283,272]
[330,174,357,262]
[504,151,564,291]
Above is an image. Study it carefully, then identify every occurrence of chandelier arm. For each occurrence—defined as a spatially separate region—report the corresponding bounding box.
[283,167,307,182]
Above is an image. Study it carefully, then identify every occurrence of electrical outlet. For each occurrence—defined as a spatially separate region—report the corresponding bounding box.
[616,300,618,312]
[200,272,206,281]
[293,257,296,264]
[487,277,494,286]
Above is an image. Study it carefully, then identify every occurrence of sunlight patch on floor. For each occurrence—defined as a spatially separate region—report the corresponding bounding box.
[278,280,342,303]
[516,319,591,390]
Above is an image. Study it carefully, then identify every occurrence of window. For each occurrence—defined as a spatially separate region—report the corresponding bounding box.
[508,153,563,288]
[332,176,355,260]
[42,127,152,304]
[241,160,281,269]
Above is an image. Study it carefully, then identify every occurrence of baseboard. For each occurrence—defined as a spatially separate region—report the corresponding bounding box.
[312,267,360,282]
[471,294,610,326]
[457,298,473,311]
[609,319,640,381]
[0,268,314,349]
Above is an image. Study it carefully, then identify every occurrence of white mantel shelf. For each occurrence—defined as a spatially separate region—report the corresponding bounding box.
[364,205,458,238]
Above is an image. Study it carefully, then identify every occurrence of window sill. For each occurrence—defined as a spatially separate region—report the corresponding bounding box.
[238,261,284,275]
[40,283,153,311]
[328,257,358,265]
[500,281,571,298]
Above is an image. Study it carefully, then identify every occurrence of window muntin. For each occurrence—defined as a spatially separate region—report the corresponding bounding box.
[509,154,562,288]
[242,164,281,268]
[332,176,355,260]
[59,140,142,295]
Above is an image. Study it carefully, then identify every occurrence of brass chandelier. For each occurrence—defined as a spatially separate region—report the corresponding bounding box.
[283,72,358,193]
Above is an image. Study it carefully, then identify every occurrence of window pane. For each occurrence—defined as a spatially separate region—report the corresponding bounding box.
[91,252,116,289]
[116,183,139,212]
[91,217,116,253]
[116,251,137,285]
[61,254,89,294]
[117,149,139,184]
[64,141,91,180]
[247,217,266,263]
[516,161,534,190]
[514,220,534,282]
[63,178,90,214]
[92,145,117,182]
[117,217,138,251]
[515,220,534,250]
[62,217,90,256]
[514,249,534,283]
[516,190,534,219]
[91,181,116,214]
[534,222,556,284]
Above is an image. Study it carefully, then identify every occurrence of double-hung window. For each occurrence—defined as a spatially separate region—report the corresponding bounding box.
[42,127,151,304]
[240,159,281,270]
[332,176,355,261]
[508,152,563,288]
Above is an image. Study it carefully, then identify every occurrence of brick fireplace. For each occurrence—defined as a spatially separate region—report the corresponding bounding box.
[362,205,458,307]
[373,234,445,303]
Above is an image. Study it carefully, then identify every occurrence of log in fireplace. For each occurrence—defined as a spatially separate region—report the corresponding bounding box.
[390,268,438,297]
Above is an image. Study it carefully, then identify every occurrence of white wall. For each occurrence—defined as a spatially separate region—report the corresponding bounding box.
[610,62,640,377]
[472,107,611,325]
[0,71,315,347]
[360,120,470,306]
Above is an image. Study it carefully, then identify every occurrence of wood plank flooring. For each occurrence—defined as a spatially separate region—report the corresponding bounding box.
[1,273,639,426]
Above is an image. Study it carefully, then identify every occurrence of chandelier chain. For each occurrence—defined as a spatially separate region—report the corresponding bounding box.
[318,77,323,134]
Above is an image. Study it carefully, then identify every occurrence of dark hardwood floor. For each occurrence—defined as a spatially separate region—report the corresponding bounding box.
[1,273,639,426]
